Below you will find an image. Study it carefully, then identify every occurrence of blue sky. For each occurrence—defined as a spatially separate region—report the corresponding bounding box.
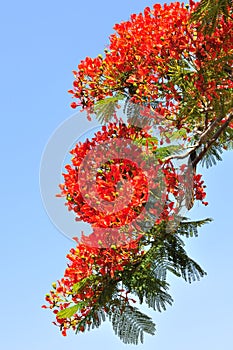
[1,1,232,349]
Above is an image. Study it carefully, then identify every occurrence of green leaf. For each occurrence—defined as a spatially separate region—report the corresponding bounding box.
[93,94,125,124]
[200,144,223,168]
[108,304,156,345]
[57,304,79,319]
[155,144,183,159]
[72,274,100,294]
[163,234,207,283]
[190,0,232,34]
[177,218,213,238]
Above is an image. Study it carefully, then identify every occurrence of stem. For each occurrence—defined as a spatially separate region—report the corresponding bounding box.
[192,112,233,166]
[164,111,233,165]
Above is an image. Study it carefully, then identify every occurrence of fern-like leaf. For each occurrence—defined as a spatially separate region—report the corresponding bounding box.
[75,307,106,333]
[200,144,223,168]
[122,263,173,312]
[93,94,125,124]
[190,0,232,34]
[177,218,213,238]
[108,304,156,345]
[163,234,207,283]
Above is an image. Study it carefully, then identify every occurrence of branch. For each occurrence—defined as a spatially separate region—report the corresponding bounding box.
[192,112,233,166]
[163,112,233,166]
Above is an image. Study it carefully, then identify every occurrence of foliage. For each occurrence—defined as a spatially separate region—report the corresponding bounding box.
[108,304,156,345]
[190,0,233,34]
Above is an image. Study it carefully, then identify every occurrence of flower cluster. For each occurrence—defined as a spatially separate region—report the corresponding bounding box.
[58,123,156,230]
[69,1,233,130]
[193,174,208,205]
[42,238,143,336]
[58,123,206,234]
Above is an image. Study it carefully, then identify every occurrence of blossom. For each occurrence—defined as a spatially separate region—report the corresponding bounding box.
[69,0,232,134]
[43,236,144,336]
[58,123,156,230]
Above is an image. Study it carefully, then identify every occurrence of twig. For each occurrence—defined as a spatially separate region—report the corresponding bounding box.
[163,112,233,165]
[192,112,233,166]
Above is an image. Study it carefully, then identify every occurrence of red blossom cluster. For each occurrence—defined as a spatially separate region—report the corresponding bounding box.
[58,123,154,229]
[42,238,143,336]
[69,1,233,127]
[58,123,205,235]
[193,174,208,205]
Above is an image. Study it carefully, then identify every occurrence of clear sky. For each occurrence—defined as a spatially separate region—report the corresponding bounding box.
[0,1,232,349]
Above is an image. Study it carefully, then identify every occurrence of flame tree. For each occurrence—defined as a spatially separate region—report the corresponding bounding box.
[43,1,233,344]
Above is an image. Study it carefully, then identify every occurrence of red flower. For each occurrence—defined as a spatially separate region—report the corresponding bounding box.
[43,235,144,336]
[59,123,156,231]
[68,1,232,135]
[70,102,78,109]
